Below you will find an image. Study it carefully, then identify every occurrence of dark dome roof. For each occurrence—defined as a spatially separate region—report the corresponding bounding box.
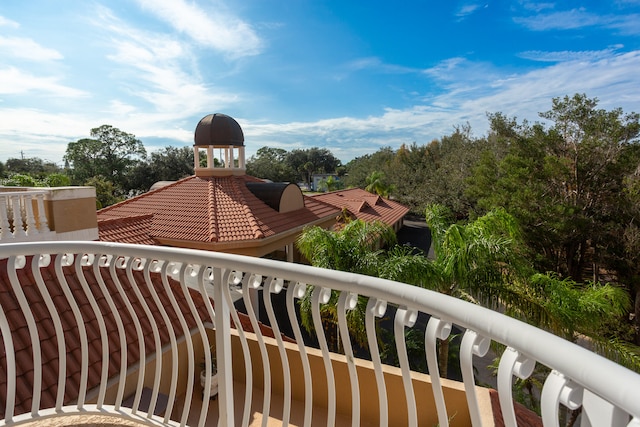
[194,113,244,147]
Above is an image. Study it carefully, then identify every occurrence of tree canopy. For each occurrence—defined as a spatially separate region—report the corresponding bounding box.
[64,125,146,191]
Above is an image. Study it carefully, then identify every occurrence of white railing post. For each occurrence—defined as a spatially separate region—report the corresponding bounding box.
[215,267,234,427]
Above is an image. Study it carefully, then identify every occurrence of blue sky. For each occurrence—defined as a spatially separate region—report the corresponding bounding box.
[1,1,639,166]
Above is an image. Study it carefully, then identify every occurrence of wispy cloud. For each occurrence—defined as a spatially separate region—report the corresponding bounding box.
[514,8,603,30]
[341,57,418,76]
[0,36,63,61]
[518,2,556,13]
[0,67,87,97]
[455,3,484,19]
[93,6,241,120]
[243,50,640,161]
[133,0,263,58]
[0,15,19,28]
[518,45,624,62]
[514,7,640,35]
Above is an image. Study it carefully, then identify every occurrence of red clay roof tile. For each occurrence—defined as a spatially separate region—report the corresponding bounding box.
[97,175,339,247]
[311,188,409,227]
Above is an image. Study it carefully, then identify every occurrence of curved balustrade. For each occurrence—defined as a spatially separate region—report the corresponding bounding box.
[0,241,639,427]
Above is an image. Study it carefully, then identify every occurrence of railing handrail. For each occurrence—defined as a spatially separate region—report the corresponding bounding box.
[0,189,48,196]
[1,240,639,426]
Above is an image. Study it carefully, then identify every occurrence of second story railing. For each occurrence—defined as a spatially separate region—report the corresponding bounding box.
[0,189,52,242]
[1,241,639,426]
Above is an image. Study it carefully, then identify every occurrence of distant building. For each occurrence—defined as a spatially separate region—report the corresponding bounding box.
[310,173,340,192]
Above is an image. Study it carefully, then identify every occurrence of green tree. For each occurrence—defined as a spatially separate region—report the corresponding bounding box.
[5,157,61,178]
[125,146,195,194]
[86,176,123,209]
[43,173,71,187]
[343,147,395,189]
[64,125,146,194]
[286,147,341,187]
[296,220,397,347]
[2,173,38,187]
[468,94,640,281]
[246,147,296,182]
[365,171,394,197]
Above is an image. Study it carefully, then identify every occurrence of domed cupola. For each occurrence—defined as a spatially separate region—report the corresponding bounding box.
[193,113,246,177]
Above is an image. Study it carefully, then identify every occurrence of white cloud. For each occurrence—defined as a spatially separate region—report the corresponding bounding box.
[0,36,63,61]
[134,0,263,58]
[514,8,603,30]
[242,50,640,161]
[0,108,92,163]
[0,67,87,97]
[518,45,624,62]
[514,7,640,35]
[93,8,241,119]
[455,3,483,19]
[518,2,556,13]
[0,15,19,28]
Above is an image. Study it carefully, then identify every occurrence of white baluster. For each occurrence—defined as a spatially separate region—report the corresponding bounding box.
[35,193,50,233]
[23,194,38,237]
[541,370,583,427]
[311,286,335,426]
[497,347,536,427]
[11,195,27,238]
[264,277,291,426]
[395,306,418,427]
[425,317,453,427]
[337,291,360,427]
[366,298,388,427]
[0,195,13,240]
[286,282,313,427]
[460,330,490,426]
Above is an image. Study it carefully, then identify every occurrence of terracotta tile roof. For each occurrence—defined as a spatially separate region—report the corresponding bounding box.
[98,214,159,245]
[311,188,409,227]
[97,176,339,246]
[0,255,293,419]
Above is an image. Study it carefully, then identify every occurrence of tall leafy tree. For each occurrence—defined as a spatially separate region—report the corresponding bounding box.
[5,157,61,178]
[125,146,195,193]
[468,94,640,281]
[286,147,341,187]
[64,125,146,193]
[246,146,296,182]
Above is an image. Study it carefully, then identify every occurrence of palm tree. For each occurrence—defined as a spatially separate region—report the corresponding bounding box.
[421,204,634,375]
[365,171,394,197]
[296,219,396,347]
[296,206,636,378]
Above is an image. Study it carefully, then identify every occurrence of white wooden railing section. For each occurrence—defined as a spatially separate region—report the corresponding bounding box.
[0,241,639,426]
[0,190,52,242]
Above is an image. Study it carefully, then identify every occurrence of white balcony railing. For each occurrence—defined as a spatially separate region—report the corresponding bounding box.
[1,241,639,426]
[0,190,53,242]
